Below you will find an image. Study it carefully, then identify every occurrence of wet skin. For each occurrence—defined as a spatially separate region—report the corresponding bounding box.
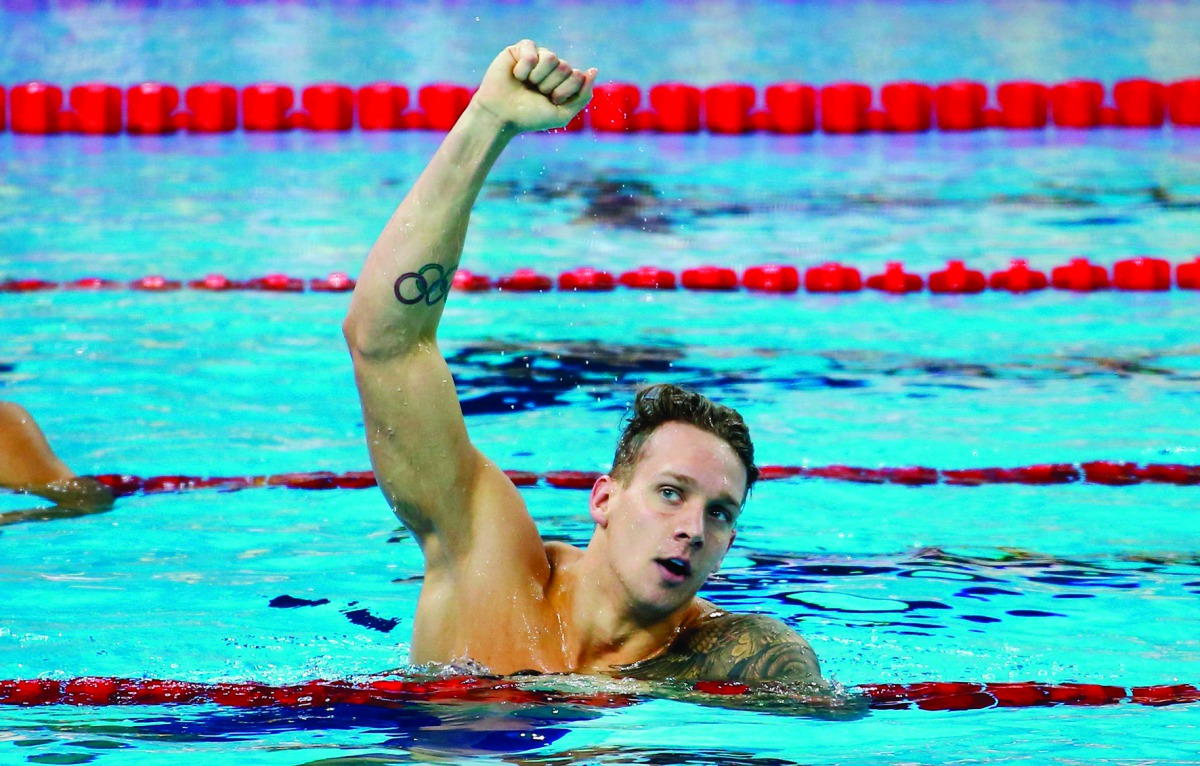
[0,402,113,523]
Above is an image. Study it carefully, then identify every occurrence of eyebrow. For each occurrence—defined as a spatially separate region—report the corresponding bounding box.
[661,472,744,511]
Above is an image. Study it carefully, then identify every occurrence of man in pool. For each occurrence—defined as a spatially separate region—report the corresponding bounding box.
[343,40,823,685]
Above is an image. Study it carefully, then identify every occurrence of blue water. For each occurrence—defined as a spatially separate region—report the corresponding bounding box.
[2,1,1200,764]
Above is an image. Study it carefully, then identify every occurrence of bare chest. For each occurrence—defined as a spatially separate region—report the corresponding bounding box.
[409,568,570,674]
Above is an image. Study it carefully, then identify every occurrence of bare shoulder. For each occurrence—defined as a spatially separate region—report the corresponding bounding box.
[0,401,35,433]
[620,612,822,685]
[0,402,74,488]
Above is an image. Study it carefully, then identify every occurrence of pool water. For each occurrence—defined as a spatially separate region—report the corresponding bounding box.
[3,1,1200,764]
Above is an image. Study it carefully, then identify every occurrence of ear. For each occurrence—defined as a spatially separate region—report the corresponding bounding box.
[589,474,615,528]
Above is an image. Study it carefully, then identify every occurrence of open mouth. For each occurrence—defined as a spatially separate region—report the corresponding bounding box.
[656,557,693,580]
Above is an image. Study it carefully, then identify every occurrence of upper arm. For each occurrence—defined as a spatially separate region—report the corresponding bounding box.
[349,342,546,573]
[714,615,823,685]
[622,613,824,686]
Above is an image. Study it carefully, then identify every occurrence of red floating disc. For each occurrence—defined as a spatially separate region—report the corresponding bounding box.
[693,680,750,695]
[743,264,800,293]
[279,472,339,490]
[757,465,803,480]
[543,470,602,489]
[883,467,939,485]
[188,274,239,290]
[989,259,1049,292]
[1009,464,1080,484]
[1178,257,1200,289]
[618,266,677,289]
[335,471,378,489]
[558,267,616,292]
[681,266,738,291]
[253,274,305,292]
[131,275,182,292]
[452,269,492,292]
[1113,256,1171,291]
[928,261,986,294]
[66,277,120,290]
[496,269,552,292]
[1131,684,1200,706]
[804,465,887,483]
[1051,258,1110,291]
[1081,461,1140,485]
[141,475,200,494]
[0,278,57,293]
[310,271,356,292]
[804,263,862,293]
[503,470,540,487]
[865,263,924,294]
[1134,464,1200,485]
[90,474,144,497]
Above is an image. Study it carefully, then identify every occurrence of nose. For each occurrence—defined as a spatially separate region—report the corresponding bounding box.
[673,503,705,548]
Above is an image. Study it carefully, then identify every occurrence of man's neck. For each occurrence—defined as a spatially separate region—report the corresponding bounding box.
[551,544,698,673]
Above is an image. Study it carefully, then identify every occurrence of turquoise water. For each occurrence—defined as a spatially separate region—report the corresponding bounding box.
[3,1,1200,764]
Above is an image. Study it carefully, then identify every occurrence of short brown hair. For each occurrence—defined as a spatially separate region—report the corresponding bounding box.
[610,384,758,497]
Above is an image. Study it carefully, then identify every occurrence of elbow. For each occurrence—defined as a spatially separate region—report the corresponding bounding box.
[342,309,428,362]
[342,312,366,355]
[341,304,387,358]
[341,314,377,362]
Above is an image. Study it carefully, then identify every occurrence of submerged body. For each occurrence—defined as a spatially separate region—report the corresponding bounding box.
[344,40,822,685]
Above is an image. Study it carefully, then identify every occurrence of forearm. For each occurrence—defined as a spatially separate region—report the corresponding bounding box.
[343,101,516,359]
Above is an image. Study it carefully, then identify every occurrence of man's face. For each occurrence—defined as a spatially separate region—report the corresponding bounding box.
[590,421,747,621]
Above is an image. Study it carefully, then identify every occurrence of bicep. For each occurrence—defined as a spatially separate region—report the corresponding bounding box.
[352,343,475,539]
[351,343,542,567]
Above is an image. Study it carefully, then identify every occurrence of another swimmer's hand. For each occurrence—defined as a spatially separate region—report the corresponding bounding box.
[472,39,598,134]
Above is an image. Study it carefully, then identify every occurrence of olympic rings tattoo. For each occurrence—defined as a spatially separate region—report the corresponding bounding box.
[394,263,453,306]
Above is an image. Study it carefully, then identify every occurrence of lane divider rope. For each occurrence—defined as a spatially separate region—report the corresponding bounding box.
[0,676,1195,711]
[3,257,1199,296]
[5,77,1199,136]
[29,461,1198,499]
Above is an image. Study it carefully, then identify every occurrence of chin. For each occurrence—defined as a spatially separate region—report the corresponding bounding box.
[635,586,697,619]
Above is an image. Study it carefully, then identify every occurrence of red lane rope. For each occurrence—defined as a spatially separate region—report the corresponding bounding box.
[0,676,1195,711]
[52,461,1200,500]
[6,77,1200,135]
[2,258,1199,296]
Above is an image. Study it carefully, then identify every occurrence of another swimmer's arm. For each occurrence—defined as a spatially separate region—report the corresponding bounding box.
[622,613,826,687]
[0,402,113,514]
[0,401,74,488]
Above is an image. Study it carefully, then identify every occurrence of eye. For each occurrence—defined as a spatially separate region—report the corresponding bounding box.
[659,486,681,502]
[708,506,734,523]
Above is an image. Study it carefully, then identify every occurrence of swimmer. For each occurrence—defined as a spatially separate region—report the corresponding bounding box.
[343,41,823,686]
[0,401,114,522]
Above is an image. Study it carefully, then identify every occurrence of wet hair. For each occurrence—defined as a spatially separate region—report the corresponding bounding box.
[610,384,758,498]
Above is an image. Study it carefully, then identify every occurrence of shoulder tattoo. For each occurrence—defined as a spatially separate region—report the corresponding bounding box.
[620,613,821,684]
[394,264,453,306]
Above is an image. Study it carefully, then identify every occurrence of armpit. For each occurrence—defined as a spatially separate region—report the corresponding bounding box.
[619,613,822,685]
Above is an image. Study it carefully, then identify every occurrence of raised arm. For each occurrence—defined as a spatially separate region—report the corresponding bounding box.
[342,41,596,569]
